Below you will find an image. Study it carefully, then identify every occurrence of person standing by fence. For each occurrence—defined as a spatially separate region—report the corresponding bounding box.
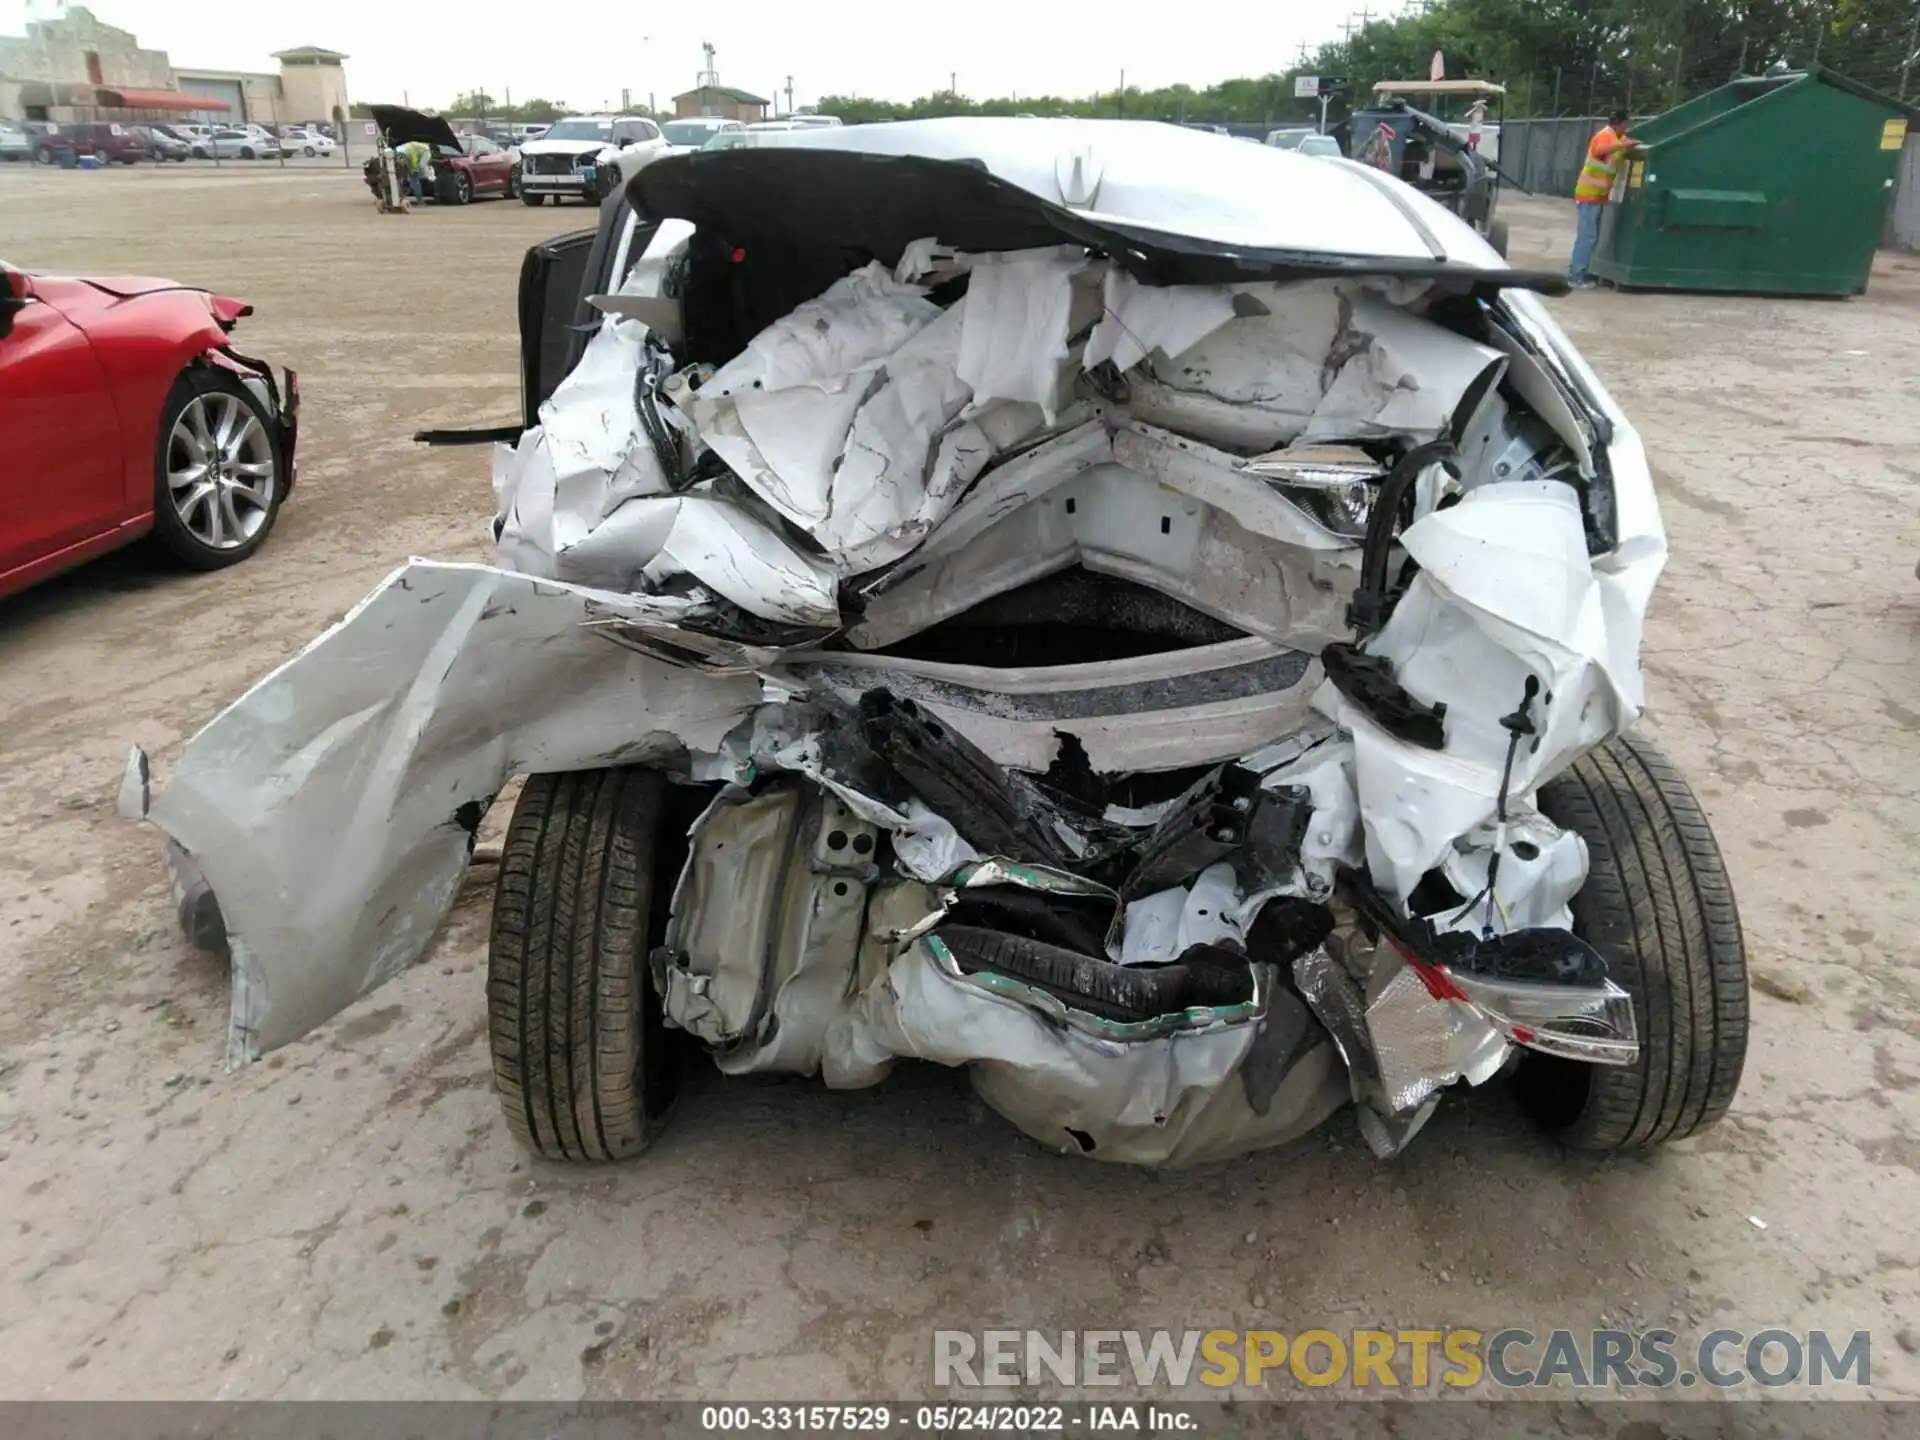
[1568,109,1639,287]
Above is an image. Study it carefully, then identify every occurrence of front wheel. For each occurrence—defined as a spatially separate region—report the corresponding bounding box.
[521,190,544,206]
[1514,733,1749,1150]
[444,169,473,205]
[239,147,256,160]
[36,145,55,164]
[149,371,286,571]
[303,145,316,157]
[487,768,683,1162]
[506,165,522,199]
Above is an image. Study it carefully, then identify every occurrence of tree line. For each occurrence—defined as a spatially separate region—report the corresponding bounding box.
[366,2,1918,128]
[820,0,1919,125]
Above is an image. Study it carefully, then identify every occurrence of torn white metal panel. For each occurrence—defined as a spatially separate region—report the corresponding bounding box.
[493,313,676,583]
[639,496,841,627]
[1108,419,1356,553]
[1118,887,1187,964]
[821,939,1349,1166]
[1124,282,1346,450]
[954,247,1086,419]
[1433,811,1587,936]
[1391,481,1641,768]
[1299,289,1507,444]
[857,417,1111,592]
[836,398,1051,573]
[1123,282,1505,453]
[815,302,978,569]
[1245,735,1361,898]
[698,260,939,398]
[1325,480,1653,903]
[697,380,874,531]
[540,316,656,482]
[1328,703,1515,905]
[1176,863,1244,950]
[145,562,763,1064]
[1083,269,1237,374]
[846,460,1357,655]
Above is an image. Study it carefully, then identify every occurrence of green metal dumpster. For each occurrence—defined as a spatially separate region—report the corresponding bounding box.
[1591,67,1917,296]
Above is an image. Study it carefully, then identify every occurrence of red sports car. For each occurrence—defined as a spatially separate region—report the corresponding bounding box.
[0,263,297,600]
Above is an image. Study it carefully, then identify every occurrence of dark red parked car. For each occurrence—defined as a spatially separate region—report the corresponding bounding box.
[362,104,522,205]
[66,121,152,164]
[0,263,298,599]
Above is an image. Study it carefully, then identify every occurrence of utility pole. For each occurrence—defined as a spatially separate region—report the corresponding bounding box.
[785,75,793,115]
[950,70,957,95]
[1118,68,1125,117]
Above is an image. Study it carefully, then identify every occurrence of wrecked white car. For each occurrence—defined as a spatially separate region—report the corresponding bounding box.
[131,119,1747,1167]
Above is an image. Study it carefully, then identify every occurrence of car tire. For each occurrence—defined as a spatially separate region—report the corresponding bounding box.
[1488,220,1511,259]
[149,370,286,572]
[488,768,682,1163]
[506,165,521,199]
[521,190,544,206]
[1513,732,1749,1150]
[36,145,54,164]
[303,145,315,157]
[445,170,473,205]
[239,147,256,160]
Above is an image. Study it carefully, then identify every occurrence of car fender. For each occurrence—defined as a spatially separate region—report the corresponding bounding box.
[44,284,272,507]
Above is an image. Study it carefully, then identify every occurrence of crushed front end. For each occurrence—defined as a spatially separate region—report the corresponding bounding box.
[132,130,1706,1166]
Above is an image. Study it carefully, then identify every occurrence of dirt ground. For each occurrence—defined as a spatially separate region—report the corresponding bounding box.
[1,165,1917,1405]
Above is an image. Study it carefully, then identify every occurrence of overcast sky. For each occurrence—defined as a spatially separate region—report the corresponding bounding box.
[1,0,1380,111]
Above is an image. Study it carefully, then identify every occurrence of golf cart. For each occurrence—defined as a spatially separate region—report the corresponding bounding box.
[1351,79,1519,258]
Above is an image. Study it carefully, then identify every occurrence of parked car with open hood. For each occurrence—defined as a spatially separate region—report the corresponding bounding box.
[516,114,665,204]
[0,261,298,597]
[363,104,520,204]
[136,118,1747,1174]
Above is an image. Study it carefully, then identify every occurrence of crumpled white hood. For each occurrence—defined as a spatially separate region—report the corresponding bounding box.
[748,117,1507,265]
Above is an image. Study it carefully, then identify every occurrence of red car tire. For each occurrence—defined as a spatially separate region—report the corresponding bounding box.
[149,370,287,571]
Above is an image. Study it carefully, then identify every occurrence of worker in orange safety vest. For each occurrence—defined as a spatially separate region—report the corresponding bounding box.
[1567,110,1640,288]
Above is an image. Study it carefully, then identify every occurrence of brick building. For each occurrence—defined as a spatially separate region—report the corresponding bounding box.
[673,84,770,123]
[0,6,348,127]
